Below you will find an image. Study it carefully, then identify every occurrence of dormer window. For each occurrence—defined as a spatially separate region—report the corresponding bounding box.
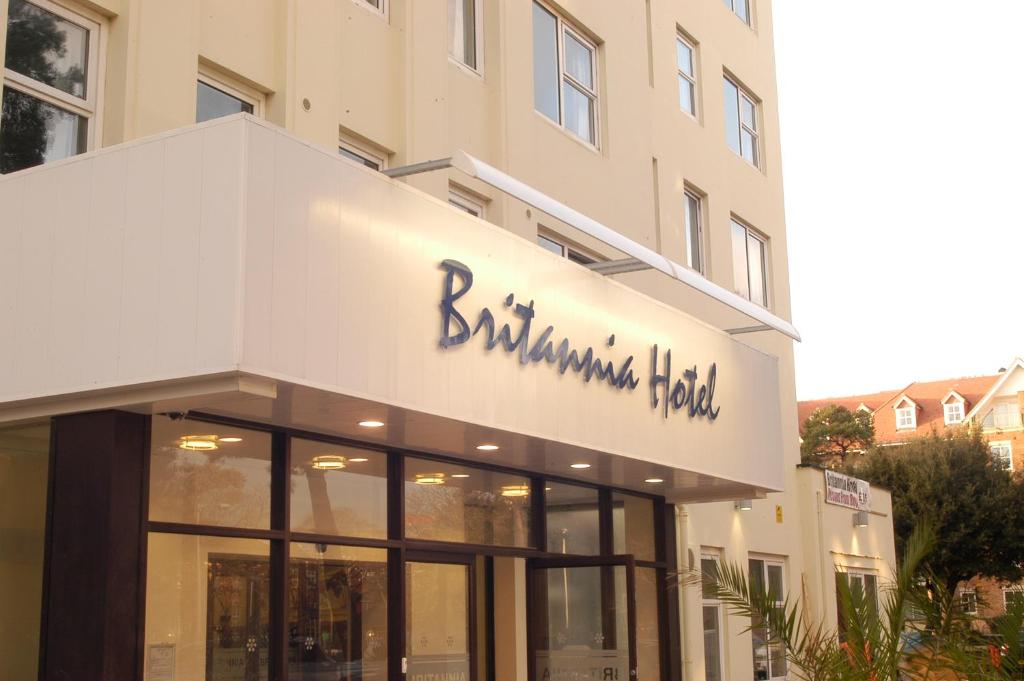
[894,397,917,430]
[942,391,966,425]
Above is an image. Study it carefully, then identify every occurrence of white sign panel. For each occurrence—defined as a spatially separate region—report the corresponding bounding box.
[824,470,870,511]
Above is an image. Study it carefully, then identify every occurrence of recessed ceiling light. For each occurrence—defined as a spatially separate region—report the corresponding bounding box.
[358,420,385,428]
[349,458,369,463]
[476,444,499,451]
[570,463,591,469]
[451,473,470,478]
[500,484,531,498]
[644,478,664,484]
[179,435,219,451]
[219,437,243,443]
[415,473,446,485]
[312,455,347,471]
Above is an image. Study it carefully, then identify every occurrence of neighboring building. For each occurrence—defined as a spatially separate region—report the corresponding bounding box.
[0,3,895,681]
[799,358,1024,621]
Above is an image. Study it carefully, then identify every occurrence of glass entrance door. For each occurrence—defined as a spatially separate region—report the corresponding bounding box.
[530,556,637,681]
[405,555,475,681]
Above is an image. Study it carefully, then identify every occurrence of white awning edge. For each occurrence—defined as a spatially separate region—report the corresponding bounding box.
[450,150,802,342]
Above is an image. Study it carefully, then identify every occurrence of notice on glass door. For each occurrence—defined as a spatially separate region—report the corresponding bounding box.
[146,644,175,681]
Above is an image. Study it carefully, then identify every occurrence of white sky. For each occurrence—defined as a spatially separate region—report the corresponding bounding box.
[772,2,1024,400]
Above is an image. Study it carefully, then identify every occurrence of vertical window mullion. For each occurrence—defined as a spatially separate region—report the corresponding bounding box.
[270,431,289,681]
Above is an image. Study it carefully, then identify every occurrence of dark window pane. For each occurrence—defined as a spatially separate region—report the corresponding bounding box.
[532,2,559,123]
[144,534,270,681]
[612,492,656,561]
[5,0,89,98]
[289,544,389,681]
[1,86,86,173]
[404,457,533,547]
[196,80,254,123]
[339,146,381,170]
[545,482,599,555]
[0,422,50,681]
[148,415,272,529]
[290,439,387,539]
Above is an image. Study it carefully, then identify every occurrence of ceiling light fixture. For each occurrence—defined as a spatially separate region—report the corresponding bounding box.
[570,463,591,469]
[644,478,664,484]
[348,457,369,463]
[219,437,243,443]
[312,455,347,471]
[476,444,499,451]
[451,473,471,478]
[179,435,219,451]
[500,484,531,498]
[414,473,446,485]
[358,420,385,428]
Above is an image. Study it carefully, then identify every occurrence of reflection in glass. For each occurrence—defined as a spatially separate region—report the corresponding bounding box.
[612,492,656,561]
[5,0,90,98]
[404,458,532,547]
[534,565,630,681]
[1,87,86,173]
[724,78,741,155]
[532,2,559,123]
[546,483,600,555]
[149,416,272,529]
[562,81,594,144]
[406,562,470,680]
[636,568,662,681]
[289,544,388,681]
[0,421,49,681]
[144,534,270,681]
[196,80,254,123]
[290,440,387,538]
[747,231,767,307]
[731,220,750,300]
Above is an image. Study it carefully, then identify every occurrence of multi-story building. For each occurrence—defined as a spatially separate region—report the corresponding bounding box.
[798,357,1024,622]
[0,2,895,681]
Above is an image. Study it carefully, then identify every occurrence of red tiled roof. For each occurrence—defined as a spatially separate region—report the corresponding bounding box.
[798,374,1002,443]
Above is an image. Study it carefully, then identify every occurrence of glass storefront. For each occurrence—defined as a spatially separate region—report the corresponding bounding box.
[141,414,675,681]
[0,421,50,681]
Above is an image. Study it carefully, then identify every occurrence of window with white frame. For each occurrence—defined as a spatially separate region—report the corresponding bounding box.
[721,0,751,25]
[196,72,262,124]
[724,76,759,166]
[532,1,598,146]
[701,552,725,681]
[730,219,768,307]
[1,0,102,174]
[836,571,879,637]
[448,185,486,218]
[676,33,698,117]
[537,232,597,265]
[338,135,387,171]
[684,190,705,274]
[749,557,787,681]
[352,0,385,16]
[983,402,1022,430]
[895,400,916,430]
[448,0,481,71]
[991,441,1013,471]
[944,400,965,425]
[1004,588,1024,612]
[960,588,978,615]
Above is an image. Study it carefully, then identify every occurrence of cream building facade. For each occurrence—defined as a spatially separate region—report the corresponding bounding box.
[0,1,895,681]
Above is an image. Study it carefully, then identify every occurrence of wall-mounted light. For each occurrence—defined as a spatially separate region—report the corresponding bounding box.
[735,499,753,511]
[853,510,869,528]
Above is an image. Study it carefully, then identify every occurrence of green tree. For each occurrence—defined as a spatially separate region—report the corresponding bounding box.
[801,405,875,465]
[849,430,1024,593]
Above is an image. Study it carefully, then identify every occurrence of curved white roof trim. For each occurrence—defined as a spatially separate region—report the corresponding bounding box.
[450,151,801,342]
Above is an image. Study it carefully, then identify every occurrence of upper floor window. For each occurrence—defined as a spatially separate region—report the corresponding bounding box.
[991,441,1013,471]
[944,401,964,425]
[448,0,481,71]
[532,1,598,146]
[895,403,916,430]
[1,0,101,174]
[684,190,705,274]
[722,0,751,25]
[983,402,1022,430]
[676,33,698,117]
[724,76,759,166]
[960,588,978,615]
[537,232,597,265]
[448,185,486,218]
[196,72,262,123]
[730,219,767,307]
[338,133,388,171]
[353,0,385,17]
[1004,587,1024,612]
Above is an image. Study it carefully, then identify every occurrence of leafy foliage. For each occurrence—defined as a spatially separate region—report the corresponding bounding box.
[801,405,875,465]
[849,430,1024,592]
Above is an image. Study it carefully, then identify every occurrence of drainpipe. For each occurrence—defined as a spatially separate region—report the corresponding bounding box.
[676,505,694,681]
